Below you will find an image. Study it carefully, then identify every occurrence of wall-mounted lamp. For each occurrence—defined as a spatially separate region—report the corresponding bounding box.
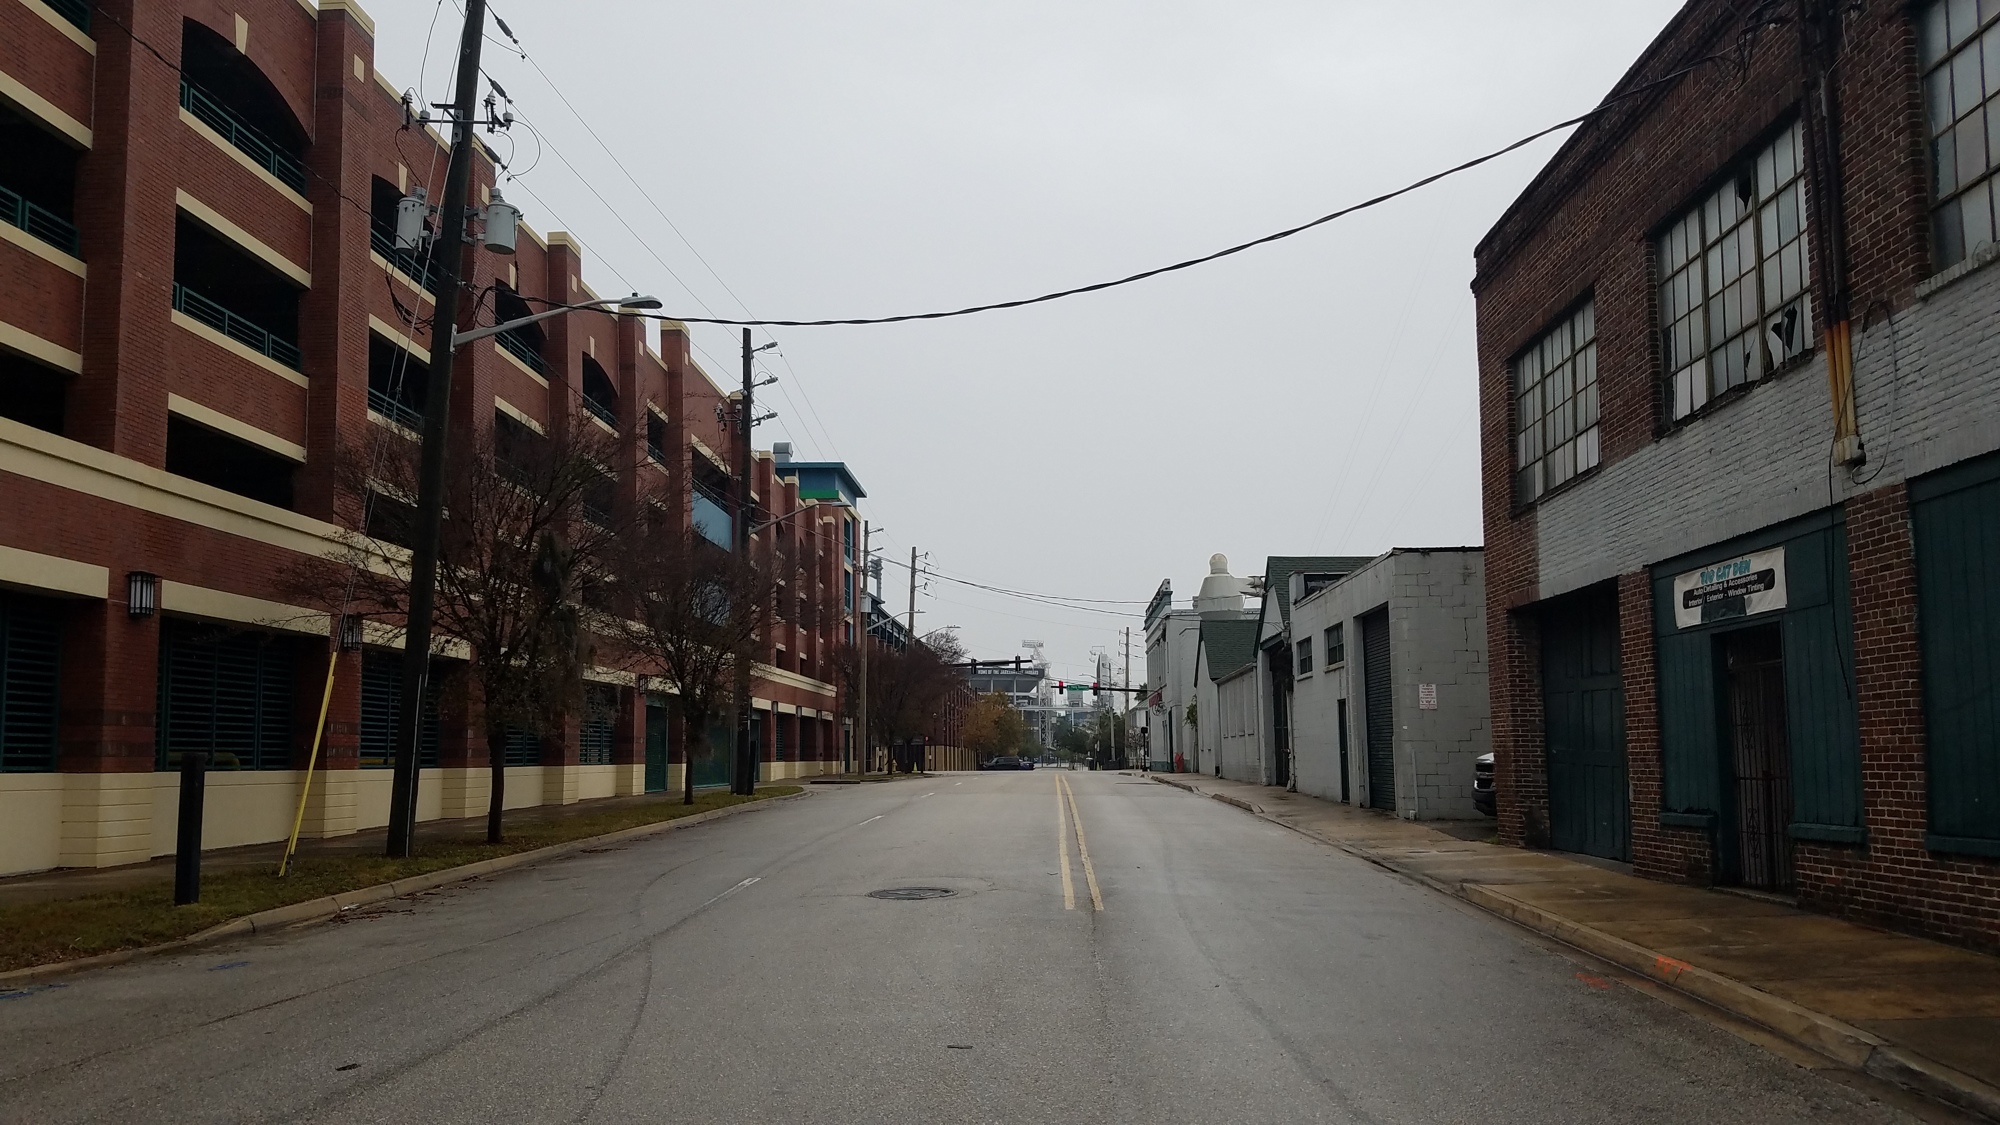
[338,614,364,652]
[126,572,158,618]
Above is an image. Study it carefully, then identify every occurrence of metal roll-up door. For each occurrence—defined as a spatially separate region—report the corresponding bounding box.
[1362,608,1395,811]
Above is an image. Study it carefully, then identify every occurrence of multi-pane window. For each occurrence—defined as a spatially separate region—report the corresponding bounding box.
[1658,121,1812,422]
[1512,301,1599,505]
[1922,0,2000,269]
[1324,623,1345,666]
[1295,638,1313,675]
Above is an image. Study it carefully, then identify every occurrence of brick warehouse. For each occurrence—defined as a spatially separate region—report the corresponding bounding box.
[1476,0,2000,949]
[0,0,897,875]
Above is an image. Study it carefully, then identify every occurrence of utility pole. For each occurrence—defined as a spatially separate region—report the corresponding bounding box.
[906,546,918,639]
[733,328,755,795]
[1123,626,1132,768]
[386,0,486,858]
[857,520,871,776]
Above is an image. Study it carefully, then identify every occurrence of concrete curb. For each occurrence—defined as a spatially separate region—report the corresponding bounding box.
[1153,775,2000,1121]
[0,790,809,987]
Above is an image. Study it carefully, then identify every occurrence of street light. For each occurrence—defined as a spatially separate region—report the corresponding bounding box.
[451,294,662,349]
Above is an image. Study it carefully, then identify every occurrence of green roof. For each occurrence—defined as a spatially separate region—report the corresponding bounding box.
[1198,619,1260,682]
[1263,555,1372,633]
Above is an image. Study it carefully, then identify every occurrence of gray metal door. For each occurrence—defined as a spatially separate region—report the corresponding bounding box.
[1542,586,1629,860]
[1721,625,1793,889]
[1362,609,1395,811]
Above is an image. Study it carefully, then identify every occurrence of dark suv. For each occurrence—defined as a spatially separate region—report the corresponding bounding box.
[1473,752,1495,816]
[981,756,1034,771]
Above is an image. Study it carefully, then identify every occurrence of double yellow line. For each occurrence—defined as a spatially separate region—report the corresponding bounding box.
[1054,772,1103,911]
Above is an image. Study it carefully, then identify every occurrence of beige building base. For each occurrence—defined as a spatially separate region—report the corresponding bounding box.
[0,762,768,877]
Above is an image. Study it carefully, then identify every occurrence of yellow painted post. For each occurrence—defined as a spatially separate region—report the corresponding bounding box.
[279,648,341,876]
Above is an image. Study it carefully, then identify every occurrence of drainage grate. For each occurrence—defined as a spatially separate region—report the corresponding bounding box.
[867,886,957,901]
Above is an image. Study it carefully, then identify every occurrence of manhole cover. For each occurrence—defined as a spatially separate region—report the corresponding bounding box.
[867,886,957,901]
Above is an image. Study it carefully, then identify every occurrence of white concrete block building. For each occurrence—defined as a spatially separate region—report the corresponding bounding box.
[1290,549,1489,820]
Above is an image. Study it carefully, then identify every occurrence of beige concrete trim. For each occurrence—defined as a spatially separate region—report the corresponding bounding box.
[368,250,436,298]
[493,338,550,387]
[0,67,89,147]
[161,580,329,636]
[0,318,82,373]
[756,664,837,697]
[174,189,310,286]
[171,309,309,389]
[358,619,469,659]
[0,216,85,276]
[493,396,543,434]
[167,394,306,462]
[587,410,618,437]
[319,0,377,36]
[367,313,429,360]
[366,410,420,443]
[0,543,107,599]
[582,667,638,687]
[690,436,728,473]
[176,110,311,212]
[19,0,95,51]
[0,415,351,556]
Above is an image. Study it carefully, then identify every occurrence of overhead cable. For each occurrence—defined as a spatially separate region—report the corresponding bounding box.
[620,56,1725,329]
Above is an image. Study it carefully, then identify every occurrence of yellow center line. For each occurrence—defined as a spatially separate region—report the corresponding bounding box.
[1059,773,1104,912]
[1055,774,1076,910]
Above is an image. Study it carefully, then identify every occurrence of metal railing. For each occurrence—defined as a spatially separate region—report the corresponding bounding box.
[495,329,547,374]
[44,0,88,32]
[0,184,79,256]
[369,227,443,292]
[172,282,303,370]
[367,387,423,430]
[646,439,667,465]
[179,79,307,193]
[583,394,618,430]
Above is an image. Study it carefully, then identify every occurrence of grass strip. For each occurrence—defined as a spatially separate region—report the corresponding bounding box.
[0,787,799,974]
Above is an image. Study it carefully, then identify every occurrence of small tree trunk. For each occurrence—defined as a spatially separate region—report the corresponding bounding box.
[487,725,508,844]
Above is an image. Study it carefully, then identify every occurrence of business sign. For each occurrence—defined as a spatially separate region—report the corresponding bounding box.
[1673,547,1787,629]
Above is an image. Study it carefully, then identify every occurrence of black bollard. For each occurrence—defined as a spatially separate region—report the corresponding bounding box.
[173,751,208,905]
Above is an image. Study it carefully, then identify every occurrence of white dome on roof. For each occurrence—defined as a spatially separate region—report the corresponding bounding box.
[1196,554,1248,617]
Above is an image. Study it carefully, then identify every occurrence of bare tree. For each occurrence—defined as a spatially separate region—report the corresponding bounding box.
[834,631,967,773]
[605,516,786,804]
[283,417,624,843]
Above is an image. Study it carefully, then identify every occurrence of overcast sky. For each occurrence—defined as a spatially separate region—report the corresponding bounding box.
[369,0,1682,686]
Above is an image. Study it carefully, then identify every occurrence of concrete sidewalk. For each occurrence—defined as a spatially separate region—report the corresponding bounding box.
[1148,771,2000,1121]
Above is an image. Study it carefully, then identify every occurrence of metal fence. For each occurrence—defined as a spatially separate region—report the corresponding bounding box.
[0,184,79,256]
[179,79,308,193]
[173,282,303,370]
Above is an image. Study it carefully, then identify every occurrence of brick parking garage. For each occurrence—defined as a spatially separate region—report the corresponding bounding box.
[1475,0,2000,949]
[0,0,873,874]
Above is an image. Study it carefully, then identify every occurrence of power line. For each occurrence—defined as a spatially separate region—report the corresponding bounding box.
[478,5,845,463]
[613,57,1725,329]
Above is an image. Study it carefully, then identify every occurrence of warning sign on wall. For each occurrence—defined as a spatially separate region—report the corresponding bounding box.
[1418,683,1438,710]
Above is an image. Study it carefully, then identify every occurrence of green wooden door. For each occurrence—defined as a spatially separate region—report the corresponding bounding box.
[1914,454,2000,854]
[644,698,669,793]
[1542,586,1629,860]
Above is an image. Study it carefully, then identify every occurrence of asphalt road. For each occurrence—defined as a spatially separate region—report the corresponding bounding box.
[0,772,1943,1124]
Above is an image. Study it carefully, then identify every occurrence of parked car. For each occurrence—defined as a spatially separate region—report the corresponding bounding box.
[1473,752,1495,817]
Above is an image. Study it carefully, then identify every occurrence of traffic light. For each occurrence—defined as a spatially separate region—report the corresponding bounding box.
[1055,680,1065,691]
[1092,682,1102,700]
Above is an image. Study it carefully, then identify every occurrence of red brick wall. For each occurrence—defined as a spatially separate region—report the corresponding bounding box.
[1797,483,2000,951]
[1620,570,1715,883]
